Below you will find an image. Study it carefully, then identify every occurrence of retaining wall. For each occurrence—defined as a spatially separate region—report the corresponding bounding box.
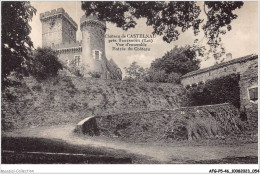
[79,103,244,142]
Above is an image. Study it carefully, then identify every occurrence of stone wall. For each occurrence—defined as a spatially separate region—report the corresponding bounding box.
[2,76,186,130]
[57,48,82,66]
[41,17,63,47]
[181,55,257,87]
[80,15,107,78]
[239,60,258,131]
[62,17,77,43]
[40,8,77,48]
[78,103,244,142]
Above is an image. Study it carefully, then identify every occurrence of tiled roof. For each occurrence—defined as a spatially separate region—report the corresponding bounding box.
[181,54,258,78]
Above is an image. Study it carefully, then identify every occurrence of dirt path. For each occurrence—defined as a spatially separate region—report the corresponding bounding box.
[3,125,258,163]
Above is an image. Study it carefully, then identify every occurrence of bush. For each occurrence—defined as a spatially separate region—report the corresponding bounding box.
[88,71,101,78]
[166,72,182,84]
[28,48,63,80]
[186,74,240,108]
[144,70,167,83]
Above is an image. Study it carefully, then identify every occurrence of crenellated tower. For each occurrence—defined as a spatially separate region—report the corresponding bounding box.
[40,8,122,80]
[40,8,78,48]
[80,14,107,75]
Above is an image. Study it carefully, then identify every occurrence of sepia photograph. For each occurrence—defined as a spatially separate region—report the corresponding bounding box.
[1,0,259,173]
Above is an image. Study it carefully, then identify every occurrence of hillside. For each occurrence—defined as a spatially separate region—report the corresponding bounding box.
[2,76,186,130]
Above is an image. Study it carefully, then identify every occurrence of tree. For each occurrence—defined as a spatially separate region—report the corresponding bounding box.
[1,2,36,87]
[186,74,240,108]
[151,45,200,75]
[124,46,199,83]
[65,58,84,77]
[124,61,147,81]
[28,48,63,80]
[144,69,167,83]
[81,1,243,54]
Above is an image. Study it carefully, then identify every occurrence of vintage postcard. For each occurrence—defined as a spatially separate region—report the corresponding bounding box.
[1,1,259,173]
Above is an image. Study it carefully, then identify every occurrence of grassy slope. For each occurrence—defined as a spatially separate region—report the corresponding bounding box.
[2,75,186,130]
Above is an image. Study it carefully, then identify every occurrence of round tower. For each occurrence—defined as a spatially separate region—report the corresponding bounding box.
[80,14,106,75]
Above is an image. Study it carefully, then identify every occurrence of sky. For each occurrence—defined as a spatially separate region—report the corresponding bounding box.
[29,1,258,75]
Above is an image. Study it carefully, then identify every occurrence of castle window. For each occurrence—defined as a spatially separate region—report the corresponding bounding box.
[248,86,258,103]
[52,43,54,47]
[93,50,102,60]
[74,55,80,66]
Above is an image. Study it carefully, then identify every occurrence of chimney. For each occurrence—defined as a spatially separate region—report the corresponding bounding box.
[226,53,232,61]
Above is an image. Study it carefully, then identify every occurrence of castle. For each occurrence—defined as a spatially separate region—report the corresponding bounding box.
[40,8,122,80]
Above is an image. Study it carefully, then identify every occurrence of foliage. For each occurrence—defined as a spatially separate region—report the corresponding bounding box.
[166,72,182,84]
[203,2,243,48]
[66,59,84,77]
[144,70,182,84]
[186,74,240,108]
[88,71,102,78]
[124,61,148,81]
[28,48,63,80]
[143,69,167,83]
[151,45,200,75]
[124,46,198,83]
[94,103,244,142]
[1,2,36,88]
[81,1,243,55]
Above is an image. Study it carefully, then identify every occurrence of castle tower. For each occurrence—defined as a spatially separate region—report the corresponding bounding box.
[40,8,78,48]
[80,14,107,75]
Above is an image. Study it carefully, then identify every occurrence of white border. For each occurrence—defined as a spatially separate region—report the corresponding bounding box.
[1,0,259,174]
[1,164,259,174]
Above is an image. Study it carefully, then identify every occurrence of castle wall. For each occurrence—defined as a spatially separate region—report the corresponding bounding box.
[57,50,82,65]
[42,18,63,47]
[40,8,78,48]
[62,18,77,43]
[80,15,107,76]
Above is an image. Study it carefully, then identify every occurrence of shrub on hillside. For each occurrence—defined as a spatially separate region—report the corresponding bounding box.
[64,59,86,77]
[88,71,101,78]
[144,70,167,83]
[28,48,63,80]
[186,74,240,108]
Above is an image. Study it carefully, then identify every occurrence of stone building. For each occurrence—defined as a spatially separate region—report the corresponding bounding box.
[181,54,257,87]
[181,54,258,130]
[239,60,258,130]
[40,8,122,80]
